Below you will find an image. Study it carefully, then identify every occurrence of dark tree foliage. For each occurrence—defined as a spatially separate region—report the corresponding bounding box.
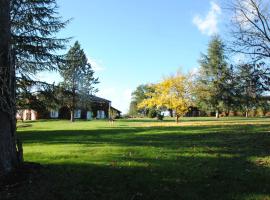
[11,0,70,77]
[226,0,270,94]
[16,76,60,113]
[0,0,20,175]
[59,41,99,122]
[228,0,270,60]
[197,36,232,118]
[235,62,266,117]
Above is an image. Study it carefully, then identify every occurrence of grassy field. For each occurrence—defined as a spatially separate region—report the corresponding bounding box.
[2,117,270,200]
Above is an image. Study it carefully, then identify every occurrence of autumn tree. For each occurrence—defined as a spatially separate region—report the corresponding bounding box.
[139,73,191,123]
[59,41,98,122]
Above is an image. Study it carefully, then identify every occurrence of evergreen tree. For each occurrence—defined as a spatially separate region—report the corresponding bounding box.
[11,0,70,112]
[236,63,265,117]
[0,0,21,175]
[196,36,231,118]
[59,41,98,122]
[0,0,69,174]
[11,0,69,76]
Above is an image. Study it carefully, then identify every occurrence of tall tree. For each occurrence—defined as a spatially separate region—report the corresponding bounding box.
[236,63,265,117]
[0,0,68,175]
[195,36,231,118]
[227,0,270,89]
[0,0,20,175]
[11,0,70,115]
[228,0,270,60]
[60,41,98,122]
[11,0,69,77]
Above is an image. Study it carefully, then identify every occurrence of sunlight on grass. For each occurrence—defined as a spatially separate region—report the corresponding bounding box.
[13,117,270,200]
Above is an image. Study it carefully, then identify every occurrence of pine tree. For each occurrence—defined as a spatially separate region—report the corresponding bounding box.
[59,41,98,122]
[11,0,70,77]
[236,63,265,117]
[0,0,20,175]
[0,0,69,175]
[196,36,230,118]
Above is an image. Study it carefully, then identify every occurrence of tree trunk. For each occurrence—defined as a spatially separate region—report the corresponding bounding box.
[176,115,180,123]
[0,0,20,175]
[70,87,75,122]
[169,109,173,117]
[215,110,220,118]
[70,109,75,122]
[245,111,249,118]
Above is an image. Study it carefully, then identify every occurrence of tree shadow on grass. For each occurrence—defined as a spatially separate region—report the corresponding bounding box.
[9,123,270,200]
[2,155,270,200]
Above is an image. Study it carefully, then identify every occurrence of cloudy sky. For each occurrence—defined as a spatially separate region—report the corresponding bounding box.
[38,0,227,113]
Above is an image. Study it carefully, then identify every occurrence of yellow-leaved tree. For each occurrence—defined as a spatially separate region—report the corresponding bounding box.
[139,73,191,123]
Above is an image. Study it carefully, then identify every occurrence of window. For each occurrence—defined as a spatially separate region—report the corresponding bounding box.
[50,110,59,118]
[74,110,81,119]
[87,111,93,120]
[97,110,105,119]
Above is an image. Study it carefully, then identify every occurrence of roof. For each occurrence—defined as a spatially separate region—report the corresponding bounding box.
[88,95,111,103]
[111,106,122,113]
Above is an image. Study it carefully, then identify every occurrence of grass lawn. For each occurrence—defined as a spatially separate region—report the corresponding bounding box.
[2,117,270,200]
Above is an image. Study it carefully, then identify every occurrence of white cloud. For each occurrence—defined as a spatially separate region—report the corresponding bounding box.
[87,57,105,72]
[193,1,221,36]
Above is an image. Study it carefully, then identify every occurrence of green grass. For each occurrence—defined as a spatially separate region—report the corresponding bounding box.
[3,117,270,200]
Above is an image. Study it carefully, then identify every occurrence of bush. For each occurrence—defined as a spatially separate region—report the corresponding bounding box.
[148,109,157,118]
[157,113,164,120]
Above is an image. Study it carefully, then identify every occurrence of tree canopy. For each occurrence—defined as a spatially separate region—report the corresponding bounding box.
[59,41,98,122]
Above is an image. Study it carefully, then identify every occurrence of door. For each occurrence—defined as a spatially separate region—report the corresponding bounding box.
[87,111,92,120]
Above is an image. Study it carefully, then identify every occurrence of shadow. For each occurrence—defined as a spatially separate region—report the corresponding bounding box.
[3,156,270,200]
[7,123,270,200]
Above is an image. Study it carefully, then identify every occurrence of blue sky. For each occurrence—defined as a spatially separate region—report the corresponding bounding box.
[38,0,226,113]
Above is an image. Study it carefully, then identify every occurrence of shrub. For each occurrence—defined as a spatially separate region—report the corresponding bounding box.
[157,113,164,120]
[148,109,157,118]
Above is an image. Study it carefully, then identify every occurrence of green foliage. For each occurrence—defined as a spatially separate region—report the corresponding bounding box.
[147,108,157,118]
[59,41,98,120]
[156,113,164,120]
[16,76,60,111]
[128,101,138,117]
[12,0,70,117]
[60,41,98,94]
[129,84,155,116]
[235,63,266,115]
[11,0,70,76]
[195,36,232,116]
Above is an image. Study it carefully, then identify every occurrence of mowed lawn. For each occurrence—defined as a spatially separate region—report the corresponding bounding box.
[3,117,270,200]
